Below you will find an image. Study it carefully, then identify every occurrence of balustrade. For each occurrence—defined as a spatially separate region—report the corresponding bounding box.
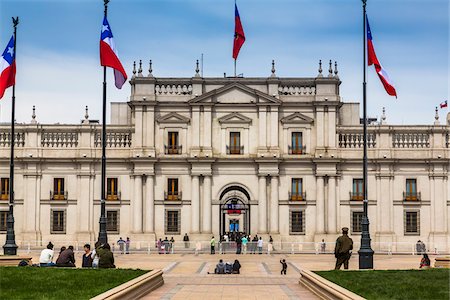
[155,83,192,95]
[41,132,78,147]
[94,131,132,148]
[288,145,306,154]
[278,85,315,95]
[0,132,25,147]
[392,133,429,148]
[288,191,306,201]
[338,133,376,148]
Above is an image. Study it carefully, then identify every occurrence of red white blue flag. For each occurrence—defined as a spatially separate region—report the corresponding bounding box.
[100,16,127,89]
[233,3,246,60]
[366,16,397,98]
[440,100,448,109]
[0,36,16,100]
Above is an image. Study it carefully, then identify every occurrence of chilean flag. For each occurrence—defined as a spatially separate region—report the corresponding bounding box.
[440,100,448,109]
[367,16,397,98]
[0,36,16,100]
[100,16,127,89]
[232,3,246,60]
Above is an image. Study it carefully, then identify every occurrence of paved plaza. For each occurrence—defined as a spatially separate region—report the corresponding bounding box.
[25,251,431,299]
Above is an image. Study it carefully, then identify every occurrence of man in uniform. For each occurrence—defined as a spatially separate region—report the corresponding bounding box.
[334,227,353,270]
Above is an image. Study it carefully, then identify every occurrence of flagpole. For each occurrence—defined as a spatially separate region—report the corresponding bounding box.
[234,59,236,77]
[3,17,19,256]
[98,0,109,244]
[358,0,374,269]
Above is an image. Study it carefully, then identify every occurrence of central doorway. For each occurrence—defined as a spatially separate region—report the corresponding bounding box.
[220,197,250,239]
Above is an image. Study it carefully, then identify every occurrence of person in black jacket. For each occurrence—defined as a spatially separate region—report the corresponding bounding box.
[232,259,241,274]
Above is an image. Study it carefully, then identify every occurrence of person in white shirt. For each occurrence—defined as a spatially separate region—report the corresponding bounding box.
[257,237,263,254]
[39,242,56,267]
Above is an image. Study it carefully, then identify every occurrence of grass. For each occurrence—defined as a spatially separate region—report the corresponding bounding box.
[315,269,450,300]
[0,267,148,300]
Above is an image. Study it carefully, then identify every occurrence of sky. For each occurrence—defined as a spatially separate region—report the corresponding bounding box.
[0,0,448,125]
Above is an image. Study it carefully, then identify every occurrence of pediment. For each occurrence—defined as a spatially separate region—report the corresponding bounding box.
[156,112,190,124]
[189,82,281,105]
[280,112,314,124]
[218,112,252,124]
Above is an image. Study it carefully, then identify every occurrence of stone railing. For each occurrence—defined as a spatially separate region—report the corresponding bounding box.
[278,85,316,95]
[94,131,132,148]
[41,131,78,147]
[338,132,376,148]
[392,132,429,148]
[0,131,25,147]
[155,83,193,95]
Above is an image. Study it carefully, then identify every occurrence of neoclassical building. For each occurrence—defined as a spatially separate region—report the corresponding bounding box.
[0,60,449,252]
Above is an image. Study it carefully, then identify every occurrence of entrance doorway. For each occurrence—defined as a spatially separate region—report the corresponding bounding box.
[220,198,250,239]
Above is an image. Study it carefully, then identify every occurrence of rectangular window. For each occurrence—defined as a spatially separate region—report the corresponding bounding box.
[352,211,363,233]
[290,211,305,234]
[107,178,118,200]
[352,179,363,200]
[106,211,119,232]
[52,178,65,200]
[0,211,7,232]
[405,211,420,235]
[229,132,241,154]
[167,131,180,154]
[165,210,180,234]
[291,132,303,154]
[405,179,417,200]
[51,210,65,233]
[167,178,179,201]
[1,178,9,200]
[290,178,303,200]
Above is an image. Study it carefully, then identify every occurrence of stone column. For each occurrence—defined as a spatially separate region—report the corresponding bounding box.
[270,107,279,147]
[134,107,143,149]
[145,106,155,148]
[144,175,154,233]
[327,176,337,233]
[23,174,38,234]
[270,176,279,233]
[202,176,212,233]
[258,176,267,233]
[77,174,91,234]
[258,107,267,148]
[191,175,200,233]
[316,176,325,233]
[204,107,212,149]
[192,107,200,148]
[133,175,143,233]
[316,108,324,147]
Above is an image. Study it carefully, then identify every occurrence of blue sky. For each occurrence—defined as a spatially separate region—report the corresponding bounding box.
[0,0,448,124]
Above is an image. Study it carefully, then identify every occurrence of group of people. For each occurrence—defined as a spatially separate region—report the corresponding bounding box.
[116,237,131,254]
[38,241,115,268]
[156,236,176,254]
[211,233,272,255]
[212,259,241,274]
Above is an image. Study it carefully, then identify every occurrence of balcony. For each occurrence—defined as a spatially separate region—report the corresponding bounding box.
[288,145,306,155]
[164,145,182,155]
[164,191,182,201]
[403,192,421,201]
[0,194,8,200]
[289,191,306,201]
[226,145,244,155]
[350,192,364,201]
[106,191,121,201]
[50,191,68,200]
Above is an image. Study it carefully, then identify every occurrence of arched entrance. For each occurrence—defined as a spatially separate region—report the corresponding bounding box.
[219,186,251,238]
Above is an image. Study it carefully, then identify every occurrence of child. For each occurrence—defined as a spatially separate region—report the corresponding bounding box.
[280,259,287,275]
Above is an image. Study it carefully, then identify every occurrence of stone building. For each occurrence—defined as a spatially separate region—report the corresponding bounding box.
[0,60,449,252]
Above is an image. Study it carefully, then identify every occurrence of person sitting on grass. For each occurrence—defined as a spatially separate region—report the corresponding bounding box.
[56,245,76,267]
[82,244,93,268]
[39,242,56,267]
[419,253,431,269]
[98,243,116,269]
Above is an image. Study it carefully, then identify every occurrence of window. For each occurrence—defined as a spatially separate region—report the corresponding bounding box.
[290,178,303,201]
[352,211,363,233]
[229,132,241,154]
[165,210,180,234]
[166,179,180,201]
[52,178,65,200]
[290,211,305,234]
[405,179,417,200]
[51,210,65,233]
[0,211,7,232]
[352,179,363,200]
[1,178,9,200]
[405,211,420,235]
[107,178,118,200]
[106,211,119,232]
[290,132,303,154]
[167,131,180,154]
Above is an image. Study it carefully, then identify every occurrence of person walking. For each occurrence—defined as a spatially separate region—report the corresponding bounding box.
[125,237,131,254]
[183,233,190,249]
[117,237,125,254]
[334,227,353,270]
[257,237,263,254]
[280,259,287,275]
[210,236,216,254]
[320,239,326,253]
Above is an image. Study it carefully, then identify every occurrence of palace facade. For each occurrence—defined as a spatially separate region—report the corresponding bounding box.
[1,61,449,252]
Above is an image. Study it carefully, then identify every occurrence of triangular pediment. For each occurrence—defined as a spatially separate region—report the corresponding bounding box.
[189,82,281,105]
[218,112,252,124]
[156,112,190,124]
[280,112,314,124]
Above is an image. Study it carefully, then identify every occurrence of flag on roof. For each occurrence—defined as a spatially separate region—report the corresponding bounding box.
[100,16,127,89]
[367,16,397,98]
[233,3,246,60]
[440,100,448,109]
[0,36,16,100]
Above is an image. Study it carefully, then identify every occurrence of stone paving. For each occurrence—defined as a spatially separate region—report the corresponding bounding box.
[25,251,432,299]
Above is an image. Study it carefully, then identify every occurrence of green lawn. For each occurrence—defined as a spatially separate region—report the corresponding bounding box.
[315,269,450,300]
[0,267,148,300]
